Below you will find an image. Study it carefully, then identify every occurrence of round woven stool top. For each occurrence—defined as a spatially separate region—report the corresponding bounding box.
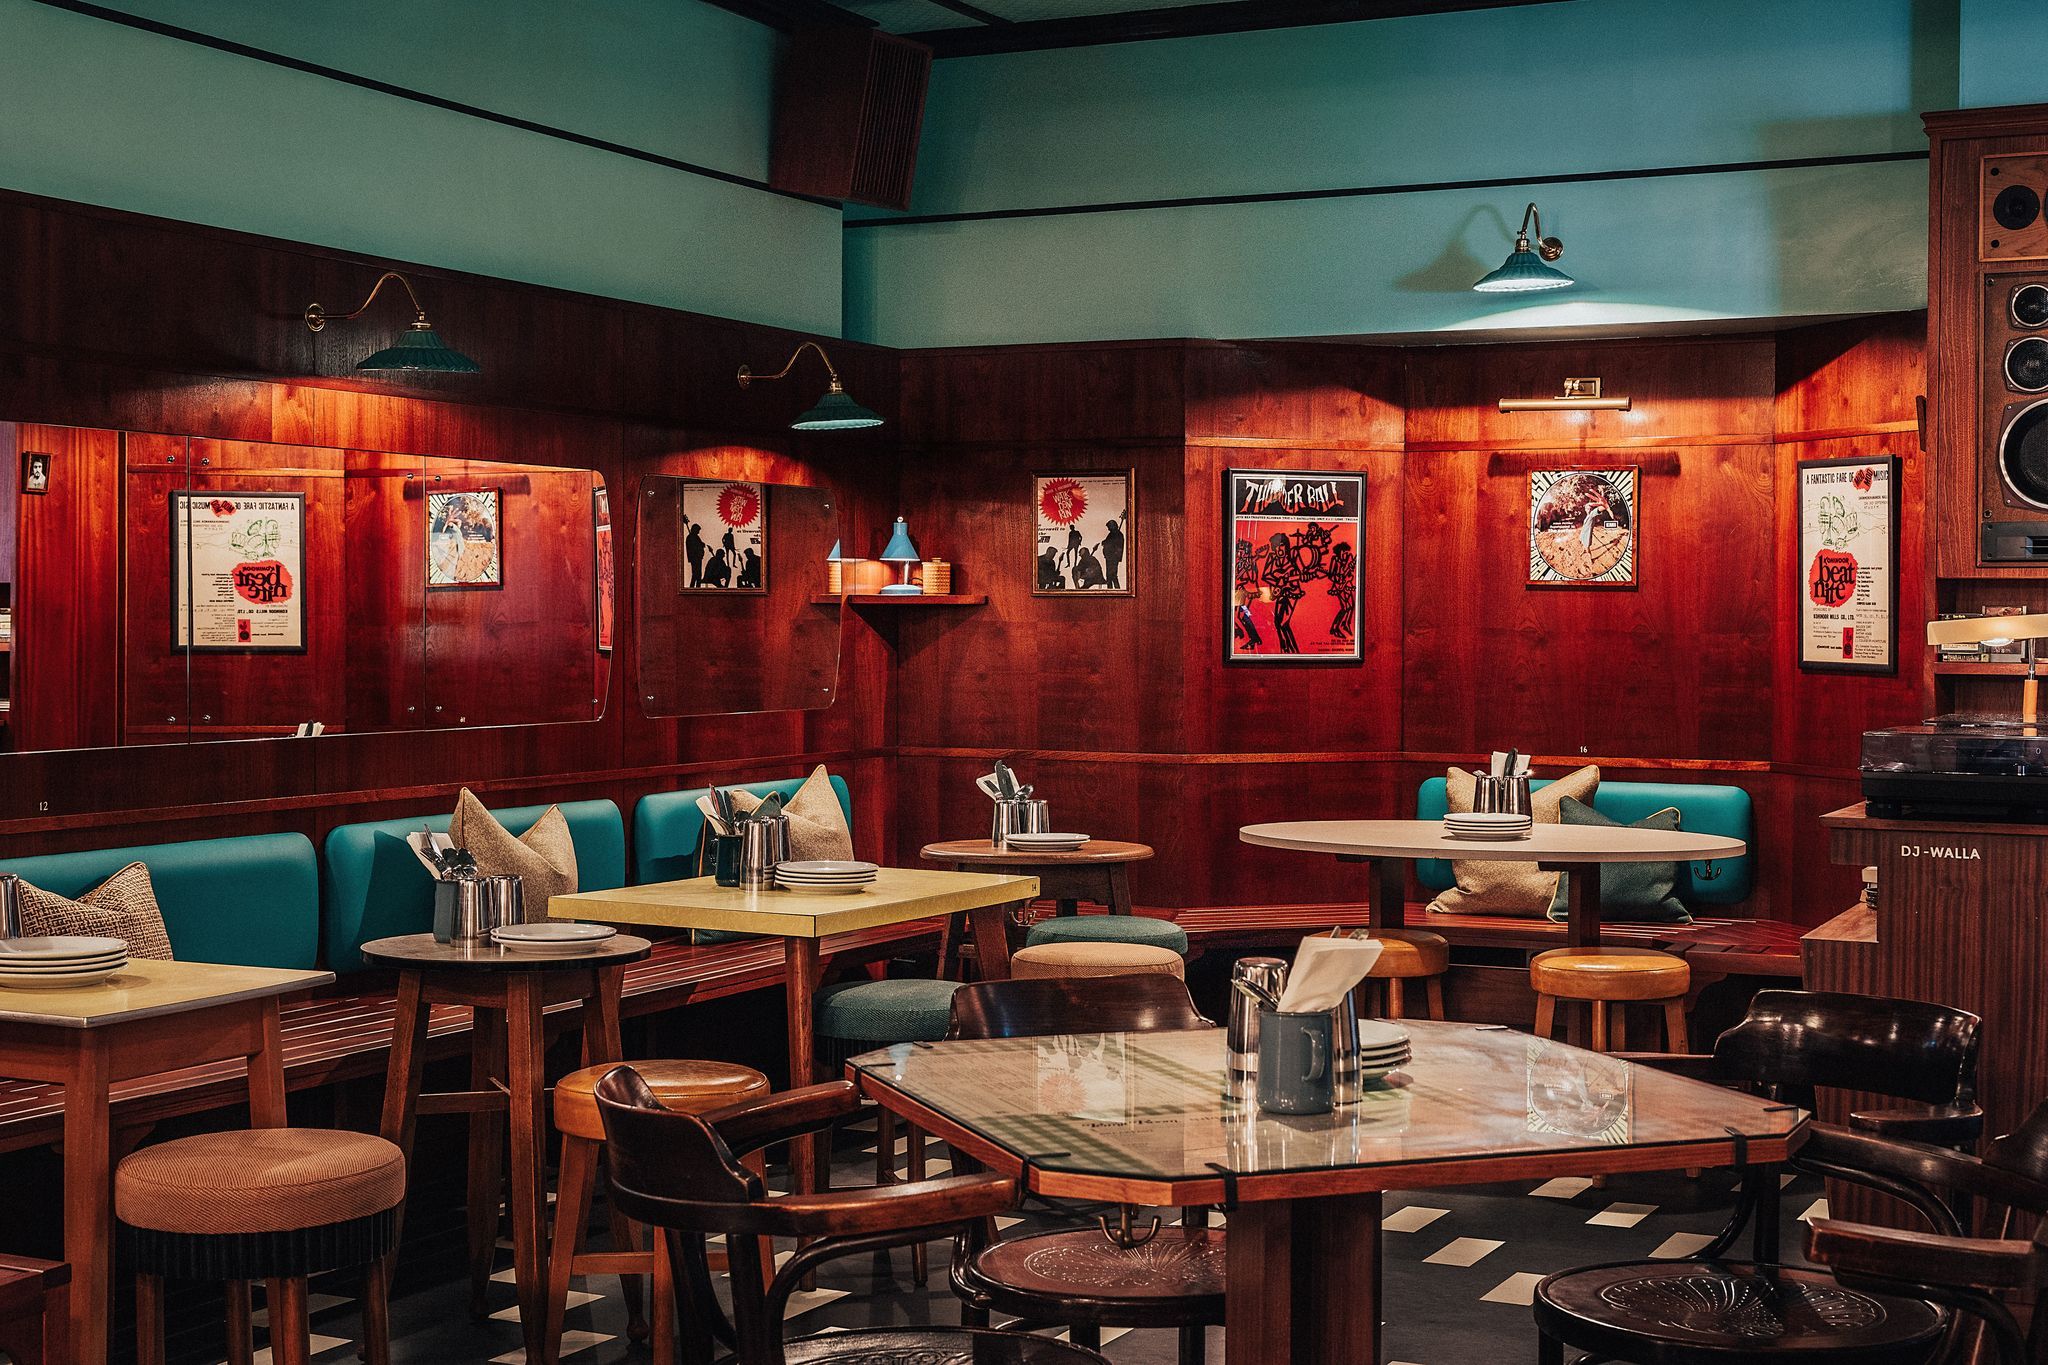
[1011,941,1186,982]
[1364,929,1449,978]
[815,977,965,1044]
[556,1058,770,1140]
[117,1129,404,1235]
[1025,915,1188,955]
[1531,946,1690,1001]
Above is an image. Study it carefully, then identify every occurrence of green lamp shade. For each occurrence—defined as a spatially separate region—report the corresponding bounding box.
[880,518,920,563]
[793,387,883,431]
[357,324,482,374]
[1473,249,1575,293]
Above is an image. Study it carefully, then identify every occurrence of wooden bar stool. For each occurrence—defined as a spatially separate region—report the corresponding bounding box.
[117,1128,405,1365]
[1362,928,1448,1020]
[546,1059,772,1365]
[1530,947,1689,1053]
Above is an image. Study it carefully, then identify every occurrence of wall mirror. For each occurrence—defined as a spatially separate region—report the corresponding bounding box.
[636,476,840,717]
[0,420,612,752]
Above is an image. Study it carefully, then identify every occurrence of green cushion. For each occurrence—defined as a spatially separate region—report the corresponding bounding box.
[1025,916,1189,955]
[322,800,626,971]
[0,834,318,969]
[815,978,963,1044]
[634,776,854,944]
[1544,798,1692,925]
[1415,777,1751,905]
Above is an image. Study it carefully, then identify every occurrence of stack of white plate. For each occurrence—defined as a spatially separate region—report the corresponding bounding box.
[491,922,617,955]
[775,860,880,895]
[1444,811,1533,841]
[0,935,129,989]
[1005,832,1089,852]
[1353,1020,1413,1080]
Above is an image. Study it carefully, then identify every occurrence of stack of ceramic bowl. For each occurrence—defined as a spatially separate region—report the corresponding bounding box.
[490,922,617,955]
[0,935,129,989]
[1444,811,1532,841]
[1355,1020,1413,1081]
[774,860,880,894]
[1004,832,1089,852]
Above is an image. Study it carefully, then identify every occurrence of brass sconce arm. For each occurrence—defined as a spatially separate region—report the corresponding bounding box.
[738,340,845,392]
[1514,202,1565,262]
[306,271,432,332]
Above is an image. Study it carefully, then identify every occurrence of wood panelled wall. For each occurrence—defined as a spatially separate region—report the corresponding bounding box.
[0,189,901,862]
[890,318,1930,927]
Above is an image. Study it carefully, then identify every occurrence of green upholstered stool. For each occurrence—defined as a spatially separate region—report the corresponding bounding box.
[1024,915,1189,956]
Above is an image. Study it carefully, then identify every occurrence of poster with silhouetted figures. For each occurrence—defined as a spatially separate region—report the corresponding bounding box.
[1227,469,1363,664]
[680,479,766,593]
[1034,471,1132,595]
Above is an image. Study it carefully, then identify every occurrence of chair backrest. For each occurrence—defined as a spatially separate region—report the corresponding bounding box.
[321,799,626,970]
[1985,1096,2048,1201]
[0,833,320,968]
[1712,989,1981,1110]
[946,974,1212,1040]
[592,1065,763,1222]
[1414,776,1753,905]
[632,775,854,884]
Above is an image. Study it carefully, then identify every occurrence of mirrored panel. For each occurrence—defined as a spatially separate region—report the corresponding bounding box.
[0,420,611,753]
[636,477,839,717]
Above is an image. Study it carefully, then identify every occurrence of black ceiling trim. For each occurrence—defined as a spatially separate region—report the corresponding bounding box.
[924,0,1016,25]
[913,0,1570,55]
[843,149,1930,228]
[698,0,878,31]
[27,0,839,208]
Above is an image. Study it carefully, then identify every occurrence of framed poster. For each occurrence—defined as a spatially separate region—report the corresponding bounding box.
[427,488,503,589]
[680,479,765,592]
[1797,454,1899,674]
[172,491,306,652]
[594,486,614,653]
[21,449,49,495]
[1528,468,1638,587]
[1225,468,1364,664]
[1033,471,1133,594]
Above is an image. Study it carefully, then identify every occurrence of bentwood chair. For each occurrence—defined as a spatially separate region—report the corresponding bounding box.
[1809,1218,2048,1365]
[594,1068,1107,1365]
[945,975,1224,1365]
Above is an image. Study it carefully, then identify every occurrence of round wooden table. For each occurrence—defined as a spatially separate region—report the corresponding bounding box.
[362,931,650,1359]
[920,839,1154,918]
[1237,820,1746,948]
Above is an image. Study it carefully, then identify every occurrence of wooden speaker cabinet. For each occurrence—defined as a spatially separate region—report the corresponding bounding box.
[769,26,931,210]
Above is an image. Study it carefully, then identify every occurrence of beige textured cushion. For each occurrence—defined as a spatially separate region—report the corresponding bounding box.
[722,767,854,863]
[117,1129,405,1234]
[1012,942,1186,981]
[449,790,578,906]
[18,862,174,959]
[1427,764,1600,916]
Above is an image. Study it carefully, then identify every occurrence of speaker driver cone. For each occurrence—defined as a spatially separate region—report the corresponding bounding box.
[2001,399,2048,509]
[2009,336,2048,393]
[1995,183,2043,231]
[2016,283,2048,330]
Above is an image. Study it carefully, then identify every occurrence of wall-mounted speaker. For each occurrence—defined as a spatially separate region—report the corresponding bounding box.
[769,26,931,211]
[1981,153,2048,260]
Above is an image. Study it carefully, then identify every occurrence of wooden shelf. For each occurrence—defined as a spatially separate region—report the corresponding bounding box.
[1933,660,2031,675]
[812,594,988,607]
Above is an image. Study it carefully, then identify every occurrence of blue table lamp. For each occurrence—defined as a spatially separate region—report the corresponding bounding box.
[880,518,922,595]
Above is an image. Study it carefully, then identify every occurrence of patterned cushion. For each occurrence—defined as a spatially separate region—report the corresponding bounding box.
[720,765,854,863]
[17,861,174,959]
[1024,916,1188,955]
[815,978,963,1044]
[1427,764,1599,916]
[1545,798,1692,924]
[450,789,578,907]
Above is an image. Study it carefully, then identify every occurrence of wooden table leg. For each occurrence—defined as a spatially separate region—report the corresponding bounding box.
[62,1037,111,1365]
[247,998,289,1126]
[1562,862,1603,950]
[1225,1193,1381,1365]
[584,966,625,1065]
[968,901,1015,982]
[1369,857,1407,932]
[784,938,823,1197]
[466,1011,505,1319]
[1106,865,1134,916]
[504,973,550,1363]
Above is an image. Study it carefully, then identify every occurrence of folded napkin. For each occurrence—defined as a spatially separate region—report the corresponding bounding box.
[1275,935,1383,1013]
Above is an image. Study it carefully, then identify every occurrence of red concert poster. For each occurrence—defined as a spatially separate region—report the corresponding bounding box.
[1226,469,1364,664]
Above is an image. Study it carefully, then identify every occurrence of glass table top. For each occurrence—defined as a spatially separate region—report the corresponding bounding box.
[850,1021,1805,1194]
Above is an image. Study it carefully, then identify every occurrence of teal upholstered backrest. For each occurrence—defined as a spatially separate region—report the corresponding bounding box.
[633,775,854,884]
[1414,778,1752,905]
[0,833,319,968]
[322,800,626,970]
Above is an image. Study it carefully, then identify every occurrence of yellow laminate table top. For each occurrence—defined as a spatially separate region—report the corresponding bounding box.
[0,958,333,1030]
[551,867,1040,938]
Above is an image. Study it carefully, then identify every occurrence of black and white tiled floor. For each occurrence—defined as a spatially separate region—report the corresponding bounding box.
[244,1113,1828,1365]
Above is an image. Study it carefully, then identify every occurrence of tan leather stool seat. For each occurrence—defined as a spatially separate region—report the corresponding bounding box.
[1011,941,1186,981]
[555,1059,769,1141]
[1365,929,1450,978]
[116,1129,404,1235]
[1531,947,1690,1001]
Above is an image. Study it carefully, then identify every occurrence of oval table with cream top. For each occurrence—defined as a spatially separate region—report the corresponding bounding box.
[1238,820,1748,949]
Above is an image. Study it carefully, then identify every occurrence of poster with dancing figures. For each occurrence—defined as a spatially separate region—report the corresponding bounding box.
[680,479,766,593]
[1527,468,1637,587]
[1034,472,1133,594]
[1226,469,1364,664]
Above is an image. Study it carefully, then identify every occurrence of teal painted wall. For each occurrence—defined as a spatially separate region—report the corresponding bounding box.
[0,0,843,336]
[846,0,1958,347]
[1960,0,2048,107]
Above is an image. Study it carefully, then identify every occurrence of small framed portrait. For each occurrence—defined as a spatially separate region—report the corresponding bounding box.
[680,479,766,593]
[1033,471,1133,595]
[21,450,50,496]
[427,488,504,590]
[1528,467,1638,587]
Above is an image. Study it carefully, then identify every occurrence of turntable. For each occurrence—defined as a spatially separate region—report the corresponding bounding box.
[1862,719,2048,821]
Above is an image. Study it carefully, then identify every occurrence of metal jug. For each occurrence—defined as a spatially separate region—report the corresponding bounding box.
[434,873,523,943]
[0,874,22,940]
[1226,956,1288,1101]
[740,815,791,889]
[1473,773,1533,816]
[990,798,1050,850]
[1328,990,1363,1106]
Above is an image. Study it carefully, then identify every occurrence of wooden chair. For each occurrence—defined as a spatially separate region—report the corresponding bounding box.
[0,1254,68,1365]
[1809,1221,2048,1365]
[945,975,1223,1365]
[594,1069,1107,1365]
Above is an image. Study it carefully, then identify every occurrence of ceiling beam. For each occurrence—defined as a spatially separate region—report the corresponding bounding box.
[924,0,1013,24]
[697,0,876,32]
[913,0,1571,56]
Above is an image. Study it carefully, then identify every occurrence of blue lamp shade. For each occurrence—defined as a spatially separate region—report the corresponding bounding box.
[1473,249,1574,294]
[357,322,482,373]
[880,518,921,562]
[826,540,843,563]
